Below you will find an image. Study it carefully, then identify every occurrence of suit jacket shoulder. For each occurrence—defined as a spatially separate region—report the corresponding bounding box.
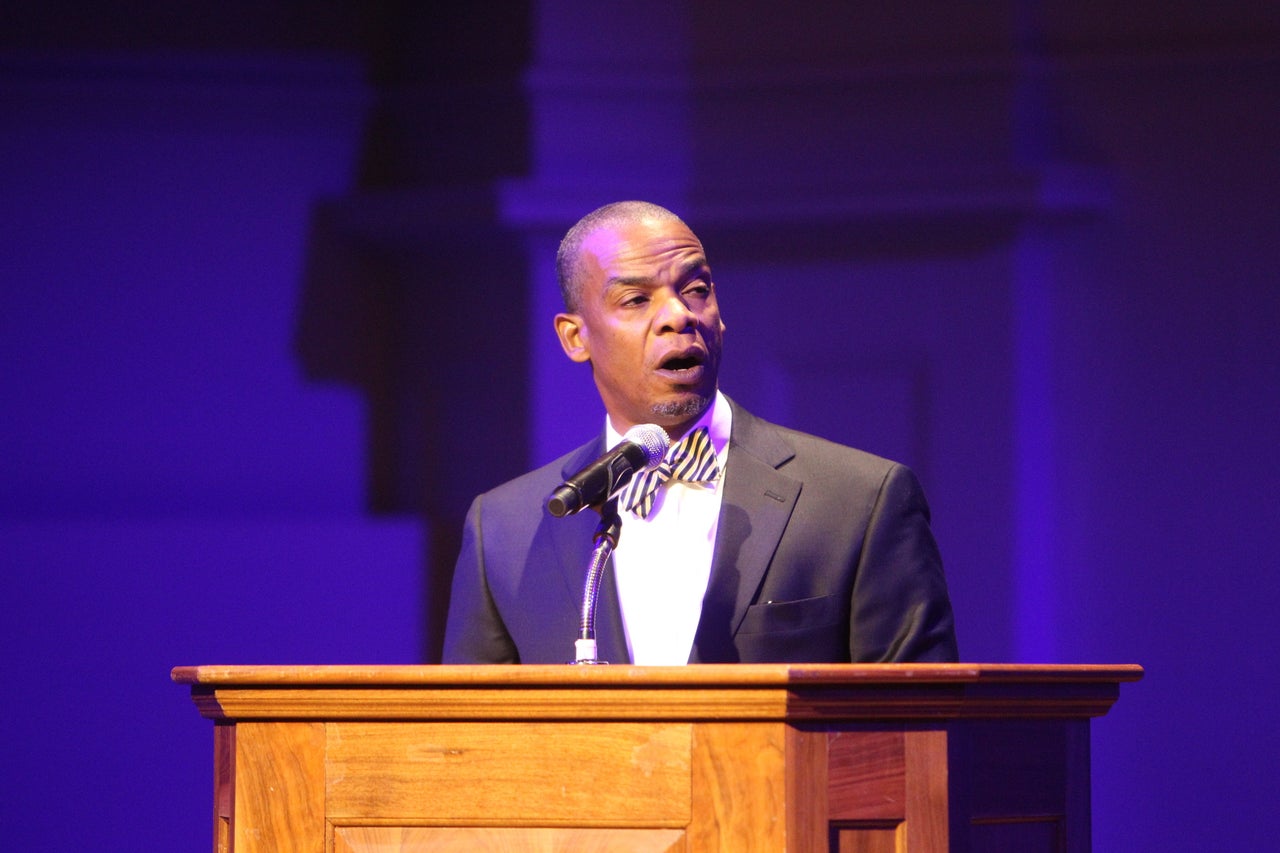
[731,403,905,493]
[692,399,957,663]
[442,436,616,664]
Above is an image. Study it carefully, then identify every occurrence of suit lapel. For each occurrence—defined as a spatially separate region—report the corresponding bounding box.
[549,404,800,665]
[691,401,800,663]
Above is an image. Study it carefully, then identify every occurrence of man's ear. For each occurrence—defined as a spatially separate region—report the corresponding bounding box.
[554,313,591,363]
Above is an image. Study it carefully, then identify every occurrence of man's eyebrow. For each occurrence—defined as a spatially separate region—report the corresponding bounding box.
[604,274,654,290]
[680,257,711,280]
[604,257,710,290]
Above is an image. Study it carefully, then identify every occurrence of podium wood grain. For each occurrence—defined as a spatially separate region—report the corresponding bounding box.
[175,664,1140,852]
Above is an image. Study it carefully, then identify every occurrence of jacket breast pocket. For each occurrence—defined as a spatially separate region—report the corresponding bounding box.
[737,594,844,635]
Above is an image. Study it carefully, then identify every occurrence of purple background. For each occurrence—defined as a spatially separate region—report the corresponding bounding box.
[3,3,1277,850]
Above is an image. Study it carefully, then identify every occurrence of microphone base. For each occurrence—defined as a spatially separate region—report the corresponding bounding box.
[570,637,610,665]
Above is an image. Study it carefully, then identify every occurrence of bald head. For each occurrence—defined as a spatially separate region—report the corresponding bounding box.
[556,201,690,312]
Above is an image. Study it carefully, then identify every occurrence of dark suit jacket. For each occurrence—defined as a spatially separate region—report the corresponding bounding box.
[442,399,958,664]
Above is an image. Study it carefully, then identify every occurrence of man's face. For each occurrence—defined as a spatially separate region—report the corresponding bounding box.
[555,216,725,439]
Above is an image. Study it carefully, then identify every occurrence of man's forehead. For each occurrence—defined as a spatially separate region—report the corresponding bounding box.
[580,218,705,272]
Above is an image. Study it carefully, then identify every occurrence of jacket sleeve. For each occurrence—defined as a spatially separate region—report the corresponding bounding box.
[849,463,959,663]
[441,494,520,664]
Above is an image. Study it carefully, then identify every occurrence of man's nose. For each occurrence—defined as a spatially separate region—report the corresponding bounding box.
[656,292,697,331]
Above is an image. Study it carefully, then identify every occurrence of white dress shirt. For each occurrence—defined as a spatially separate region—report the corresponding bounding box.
[607,391,732,664]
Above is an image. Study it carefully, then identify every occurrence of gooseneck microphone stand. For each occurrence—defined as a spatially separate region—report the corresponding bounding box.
[571,500,622,664]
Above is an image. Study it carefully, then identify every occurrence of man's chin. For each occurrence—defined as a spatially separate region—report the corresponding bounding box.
[650,392,712,423]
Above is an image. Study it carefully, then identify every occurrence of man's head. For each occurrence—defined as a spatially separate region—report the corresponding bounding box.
[554,201,726,440]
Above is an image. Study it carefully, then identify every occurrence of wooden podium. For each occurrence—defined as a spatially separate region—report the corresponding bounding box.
[173,663,1141,853]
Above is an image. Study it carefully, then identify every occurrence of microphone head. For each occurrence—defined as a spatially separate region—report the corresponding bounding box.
[623,423,670,469]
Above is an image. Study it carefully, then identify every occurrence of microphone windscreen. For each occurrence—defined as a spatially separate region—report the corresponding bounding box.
[623,423,670,469]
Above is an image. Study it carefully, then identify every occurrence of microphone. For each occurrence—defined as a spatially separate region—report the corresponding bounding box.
[546,423,670,518]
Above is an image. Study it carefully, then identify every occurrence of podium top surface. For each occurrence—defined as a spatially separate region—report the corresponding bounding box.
[173,662,1141,687]
[172,663,1142,723]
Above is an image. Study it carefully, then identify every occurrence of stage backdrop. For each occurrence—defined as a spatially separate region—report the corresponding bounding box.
[3,3,1278,851]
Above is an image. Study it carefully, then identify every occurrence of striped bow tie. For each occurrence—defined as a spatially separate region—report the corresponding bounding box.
[620,426,721,519]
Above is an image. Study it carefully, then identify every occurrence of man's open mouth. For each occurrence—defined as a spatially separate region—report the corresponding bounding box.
[656,349,707,382]
[660,353,704,371]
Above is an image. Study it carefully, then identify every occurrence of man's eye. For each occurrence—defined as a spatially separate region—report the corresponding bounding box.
[622,294,649,307]
[684,282,711,297]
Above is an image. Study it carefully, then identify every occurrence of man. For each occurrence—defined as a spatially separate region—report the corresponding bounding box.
[443,201,957,664]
